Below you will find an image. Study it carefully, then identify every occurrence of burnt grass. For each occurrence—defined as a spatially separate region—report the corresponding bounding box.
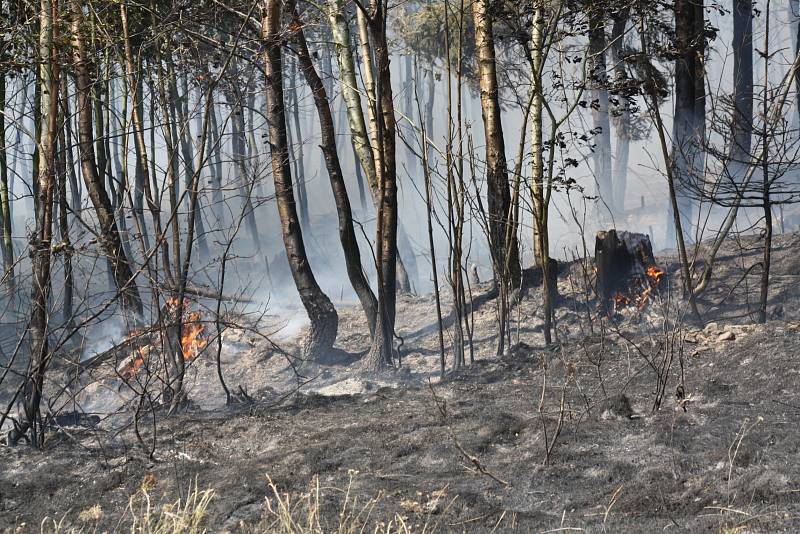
[3,234,800,532]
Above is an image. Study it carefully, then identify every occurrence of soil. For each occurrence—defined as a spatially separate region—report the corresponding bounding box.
[2,233,800,532]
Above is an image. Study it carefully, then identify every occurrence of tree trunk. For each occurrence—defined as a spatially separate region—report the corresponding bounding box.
[472,0,521,287]
[288,5,378,335]
[730,0,753,180]
[0,70,14,291]
[263,0,338,362]
[175,73,210,260]
[207,92,225,227]
[589,4,613,213]
[667,0,706,247]
[121,3,171,278]
[328,0,378,192]
[791,0,800,126]
[328,1,412,291]
[610,8,631,212]
[530,2,554,345]
[758,4,772,324]
[71,0,143,317]
[57,87,74,326]
[11,0,59,445]
[364,0,399,370]
[225,74,263,259]
[287,58,310,227]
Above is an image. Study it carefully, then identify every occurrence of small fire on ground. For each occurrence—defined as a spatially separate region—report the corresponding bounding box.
[613,266,665,312]
[120,298,208,379]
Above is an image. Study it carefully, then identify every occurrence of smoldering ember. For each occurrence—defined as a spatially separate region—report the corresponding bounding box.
[3,0,800,532]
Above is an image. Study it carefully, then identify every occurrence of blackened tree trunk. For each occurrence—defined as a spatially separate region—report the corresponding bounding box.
[288,5,378,334]
[668,0,706,247]
[730,0,753,180]
[71,0,143,317]
[472,0,521,287]
[263,0,338,362]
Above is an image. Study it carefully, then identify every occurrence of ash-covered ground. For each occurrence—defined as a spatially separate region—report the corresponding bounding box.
[2,232,800,532]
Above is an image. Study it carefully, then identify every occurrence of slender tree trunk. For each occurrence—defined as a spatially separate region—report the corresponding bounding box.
[11,0,59,446]
[263,0,338,362]
[0,71,14,291]
[530,3,554,345]
[731,0,753,180]
[287,58,310,227]
[589,4,613,213]
[364,0,399,370]
[288,5,378,334]
[667,0,705,247]
[207,93,225,226]
[472,0,521,287]
[328,0,378,191]
[57,89,74,326]
[759,2,772,324]
[610,9,630,212]
[791,0,800,126]
[226,87,264,259]
[328,0,411,291]
[121,4,170,277]
[70,0,143,317]
[156,59,183,282]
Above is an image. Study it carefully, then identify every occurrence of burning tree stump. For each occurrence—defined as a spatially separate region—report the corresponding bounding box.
[595,230,665,313]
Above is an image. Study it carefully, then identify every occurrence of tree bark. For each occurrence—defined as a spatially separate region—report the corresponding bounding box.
[472,0,521,287]
[57,85,74,326]
[0,70,14,291]
[70,0,143,317]
[11,0,59,445]
[363,0,399,370]
[667,0,706,247]
[288,5,378,335]
[589,3,613,213]
[121,3,171,278]
[730,0,753,180]
[609,8,630,211]
[263,0,338,362]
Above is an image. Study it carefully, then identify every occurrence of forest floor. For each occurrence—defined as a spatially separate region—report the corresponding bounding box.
[2,232,800,532]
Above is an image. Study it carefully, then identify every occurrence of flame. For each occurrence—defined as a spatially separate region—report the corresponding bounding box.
[646,266,665,285]
[614,293,630,308]
[610,265,665,313]
[181,311,207,360]
[119,298,207,379]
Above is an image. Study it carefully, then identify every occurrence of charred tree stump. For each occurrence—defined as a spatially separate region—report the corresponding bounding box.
[595,230,663,312]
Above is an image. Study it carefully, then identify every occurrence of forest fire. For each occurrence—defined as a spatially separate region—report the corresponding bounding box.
[118,299,208,379]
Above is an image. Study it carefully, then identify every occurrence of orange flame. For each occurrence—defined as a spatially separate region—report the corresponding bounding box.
[119,298,207,379]
[646,266,665,285]
[181,311,207,360]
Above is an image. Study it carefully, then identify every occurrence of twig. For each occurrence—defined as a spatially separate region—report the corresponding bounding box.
[428,380,510,487]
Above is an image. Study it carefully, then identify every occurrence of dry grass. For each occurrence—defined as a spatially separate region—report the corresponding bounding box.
[35,472,443,534]
[38,479,213,534]
[258,471,441,534]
